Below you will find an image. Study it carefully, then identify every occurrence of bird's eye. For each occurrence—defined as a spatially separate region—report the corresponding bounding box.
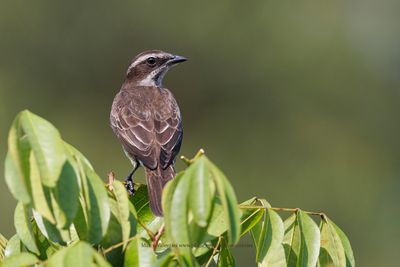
[146,57,156,66]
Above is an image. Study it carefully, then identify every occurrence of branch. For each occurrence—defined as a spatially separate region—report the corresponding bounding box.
[180,148,205,166]
[239,205,325,217]
[204,235,222,267]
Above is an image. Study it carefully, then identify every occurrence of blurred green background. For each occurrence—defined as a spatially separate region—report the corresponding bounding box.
[1,0,399,266]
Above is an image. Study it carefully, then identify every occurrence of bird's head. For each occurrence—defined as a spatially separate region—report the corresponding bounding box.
[125,50,187,87]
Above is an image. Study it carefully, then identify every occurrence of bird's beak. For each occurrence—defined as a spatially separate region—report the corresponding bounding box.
[167,55,187,65]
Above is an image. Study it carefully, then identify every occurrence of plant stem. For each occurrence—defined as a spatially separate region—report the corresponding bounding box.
[180,148,205,166]
[137,219,155,240]
[151,224,165,250]
[239,205,324,217]
[204,236,222,267]
[103,235,138,254]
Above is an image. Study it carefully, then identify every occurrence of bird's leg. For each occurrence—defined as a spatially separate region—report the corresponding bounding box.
[124,163,139,196]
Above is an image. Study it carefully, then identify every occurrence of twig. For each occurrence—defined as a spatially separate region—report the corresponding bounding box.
[180,155,191,166]
[151,224,165,250]
[102,220,156,254]
[180,148,205,166]
[103,235,138,254]
[204,235,222,267]
[137,219,155,240]
[106,172,115,191]
[239,205,324,217]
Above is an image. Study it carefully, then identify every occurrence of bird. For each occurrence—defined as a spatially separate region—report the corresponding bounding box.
[110,50,186,216]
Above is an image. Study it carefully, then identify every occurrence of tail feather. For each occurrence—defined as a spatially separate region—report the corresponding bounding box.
[144,165,175,216]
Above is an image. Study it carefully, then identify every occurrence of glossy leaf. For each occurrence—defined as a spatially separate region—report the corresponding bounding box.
[110,180,131,250]
[124,237,156,267]
[153,253,175,267]
[29,152,55,224]
[325,217,355,267]
[18,110,66,187]
[5,116,32,205]
[206,157,240,245]
[188,157,213,227]
[64,241,94,267]
[51,160,80,229]
[131,184,163,241]
[318,218,346,267]
[251,201,284,265]
[77,165,110,244]
[14,202,39,254]
[0,252,38,267]
[196,197,227,243]
[217,238,235,267]
[239,198,264,237]
[283,211,320,267]
[4,152,31,205]
[30,219,60,260]
[47,241,112,267]
[4,235,22,258]
[32,210,69,245]
[46,247,68,267]
[163,171,195,266]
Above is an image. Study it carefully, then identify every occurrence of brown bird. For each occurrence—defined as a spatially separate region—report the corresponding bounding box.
[110,50,186,216]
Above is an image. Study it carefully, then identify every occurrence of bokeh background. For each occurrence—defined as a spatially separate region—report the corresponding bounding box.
[1,0,399,266]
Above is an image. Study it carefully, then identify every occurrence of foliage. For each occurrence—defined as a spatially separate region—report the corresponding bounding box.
[0,110,355,267]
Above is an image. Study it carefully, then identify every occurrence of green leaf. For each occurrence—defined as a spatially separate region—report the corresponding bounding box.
[64,142,94,170]
[251,201,284,265]
[76,165,110,244]
[4,235,22,258]
[4,153,31,205]
[196,197,227,243]
[46,247,68,267]
[124,237,156,267]
[14,202,39,254]
[28,152,55,224]
[5,123,31,204]
[0,252,38,267]
[131,184,163,240]
[64,241,94,267]
[217,238,235,267]
[239,198,264,237]
[153,253,175,267]
[298,211,320,266]
[283,211,320,267]
[51,160,80,229]
[47,241,112,267]
[325,217,355,267]
[188,157,213,227]
[110,180,131,250]
[318,218,346,267]
[93,249,113,267]
[163,172,196,266]
[19,110,66,187]
[283,214,298,266]
[30,219,60,260]
[206,157,240,245]
[32,210,69,245]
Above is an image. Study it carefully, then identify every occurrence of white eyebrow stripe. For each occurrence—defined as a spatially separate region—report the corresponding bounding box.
[126,53,163,74]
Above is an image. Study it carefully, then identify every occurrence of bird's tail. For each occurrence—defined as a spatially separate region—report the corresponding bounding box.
[144,165,175,216]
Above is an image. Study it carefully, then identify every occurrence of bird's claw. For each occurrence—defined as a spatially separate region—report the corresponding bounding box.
[124,177,135,195]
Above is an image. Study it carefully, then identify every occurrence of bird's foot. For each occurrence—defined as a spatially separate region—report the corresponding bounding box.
[124,176,135,196]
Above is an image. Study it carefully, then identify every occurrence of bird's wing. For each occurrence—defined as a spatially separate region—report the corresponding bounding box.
[110,91,158,169]
[155,89,183,169]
